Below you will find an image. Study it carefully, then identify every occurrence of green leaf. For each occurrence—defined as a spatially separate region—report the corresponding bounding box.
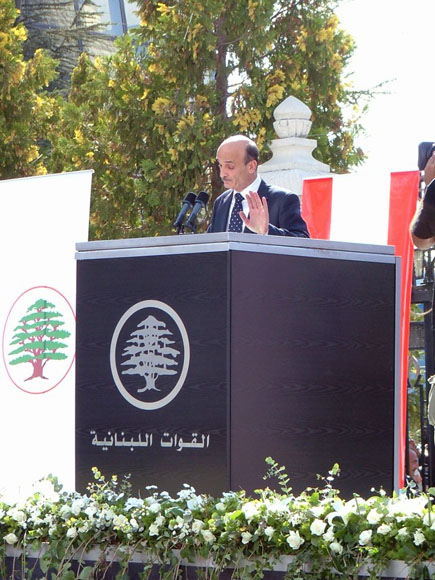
[58,570,75,580]
[9,354,34,365]
[46,330,71,339]
[9,340,68,355]
[28,299,55,311]
[78,566,95,580]
[37,352,68,360]
[20,311,62,323]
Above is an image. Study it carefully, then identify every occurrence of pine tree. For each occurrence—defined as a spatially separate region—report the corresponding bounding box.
[8,299,71,381]
[121,315,180,392]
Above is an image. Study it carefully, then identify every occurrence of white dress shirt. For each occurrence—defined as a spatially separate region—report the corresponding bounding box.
[226,174,262,231]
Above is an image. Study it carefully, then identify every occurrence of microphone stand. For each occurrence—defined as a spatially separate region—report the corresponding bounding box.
[184,191,210,234]
[173,192,197,235]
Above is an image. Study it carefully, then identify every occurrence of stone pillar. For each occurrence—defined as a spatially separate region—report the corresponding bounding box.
[258,95,330,195]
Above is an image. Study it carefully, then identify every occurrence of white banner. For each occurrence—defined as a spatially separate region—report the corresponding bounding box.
[0,170,92,501]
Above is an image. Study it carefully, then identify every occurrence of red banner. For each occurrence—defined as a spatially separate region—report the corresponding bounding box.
[302,171,420,487]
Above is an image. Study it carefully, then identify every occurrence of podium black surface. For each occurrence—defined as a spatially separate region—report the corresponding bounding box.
[75,233,399,498]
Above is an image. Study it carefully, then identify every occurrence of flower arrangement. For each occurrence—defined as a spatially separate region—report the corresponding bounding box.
[1,459,434,579]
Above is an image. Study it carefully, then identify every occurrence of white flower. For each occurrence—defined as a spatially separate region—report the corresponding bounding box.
[201,529,216,544]
[322,527,335,542]
[179,523,189,536]
[8,508,26,523]
[84,506,97,519]
[242,501,259,522]
[387,496,426,518]
[367,509,382,525]
[215,502,225,512]
[311,505,324,518]
[187,495,203,510]
[310,519,327,536]
[326,498,359,526]
[102,509,115,522]
[192,519,203,533]
[359,530,372,546]
[264,498,288,516]
[59,505,71,518]
[96,508,115,528]
[148,502,161,514]
[155,514,165,527]
[149,523,160,536]
[175,515,184,528]
[113,514,128,529]
[398,527,409,537]
[289,512,303,526]
[421,512,435,530]
[286,530,304,550]
[264,526,275,539]
[177,489,192,500]
[66,527,78,539]
[241,531,252,544]
[129,518,139,531]
[125,498,144,511]
[377,523,391,535]
[330,541,343,555]
[4,533,18,545]
[413,529,425,546]
[71,499,85,516]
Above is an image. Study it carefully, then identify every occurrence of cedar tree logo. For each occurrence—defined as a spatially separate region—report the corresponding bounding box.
[2,286,75,394]
[110,300,190,410]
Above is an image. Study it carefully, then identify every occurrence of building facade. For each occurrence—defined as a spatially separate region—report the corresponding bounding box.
[15,0,140,36]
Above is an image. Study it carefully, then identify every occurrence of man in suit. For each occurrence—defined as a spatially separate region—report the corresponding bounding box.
[410,147,435,249]
[207,135,309,237]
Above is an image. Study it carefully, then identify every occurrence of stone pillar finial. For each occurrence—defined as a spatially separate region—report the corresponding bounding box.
[258,95,330,195]
[273,95,312,138]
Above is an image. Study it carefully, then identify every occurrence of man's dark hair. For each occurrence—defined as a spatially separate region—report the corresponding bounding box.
[418,141,435,171]
[245,142,259,164]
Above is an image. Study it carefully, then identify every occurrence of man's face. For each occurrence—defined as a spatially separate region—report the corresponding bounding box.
[217,141,257,192]
[409,449,419,474]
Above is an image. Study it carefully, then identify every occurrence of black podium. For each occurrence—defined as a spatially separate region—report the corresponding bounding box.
[75,233,399,498]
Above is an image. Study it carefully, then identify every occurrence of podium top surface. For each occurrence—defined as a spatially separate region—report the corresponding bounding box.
[75,232,396,263]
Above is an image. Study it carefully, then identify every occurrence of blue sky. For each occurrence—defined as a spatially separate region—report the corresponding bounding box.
[336,0,435,174]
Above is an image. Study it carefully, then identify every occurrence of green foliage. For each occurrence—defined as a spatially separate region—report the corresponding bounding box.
[1,468,435,579]
[47,0,372,239]
[47,38,163,239]
[0,0,58,178]
[264,456,293,495]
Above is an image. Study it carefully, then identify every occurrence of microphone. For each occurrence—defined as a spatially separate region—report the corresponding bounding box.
[184,191,209,233]
[173,192,197,233]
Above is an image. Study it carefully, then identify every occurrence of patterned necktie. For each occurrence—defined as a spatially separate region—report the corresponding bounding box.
[228,192,244,232]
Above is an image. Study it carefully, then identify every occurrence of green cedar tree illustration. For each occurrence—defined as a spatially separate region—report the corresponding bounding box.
[8,298,71,381]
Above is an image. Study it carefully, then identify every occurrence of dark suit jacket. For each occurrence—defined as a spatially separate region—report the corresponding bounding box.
[207,179,310,237]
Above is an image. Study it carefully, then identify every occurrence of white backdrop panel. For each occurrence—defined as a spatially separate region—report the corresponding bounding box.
[0,170,92,501]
